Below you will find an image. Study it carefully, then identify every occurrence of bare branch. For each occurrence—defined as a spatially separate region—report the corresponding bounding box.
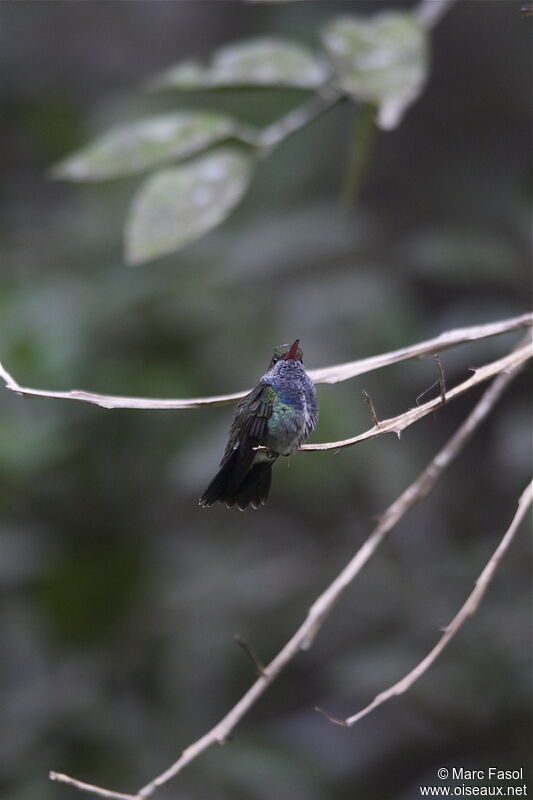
[49,772,138,800]
[309,313,532,385]
[0,357,243,409]
[1,313,531,410]
[326,479,533,727]
[50,346,527,799]
[300,341,532,451]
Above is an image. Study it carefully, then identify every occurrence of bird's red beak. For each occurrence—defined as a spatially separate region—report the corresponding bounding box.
[283,339,300,361]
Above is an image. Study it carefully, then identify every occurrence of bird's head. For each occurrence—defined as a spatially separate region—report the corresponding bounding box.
[268,339,303,368]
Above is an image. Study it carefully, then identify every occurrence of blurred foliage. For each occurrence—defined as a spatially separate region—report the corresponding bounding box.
[51,111,254,181]
[0,1,531,800]
[147,37,328,90]
[53,9,432,264]
[126,146,254,264]
[321,12,428,129]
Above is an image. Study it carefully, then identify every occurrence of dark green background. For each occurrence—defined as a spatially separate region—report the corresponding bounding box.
[1,2,531,799]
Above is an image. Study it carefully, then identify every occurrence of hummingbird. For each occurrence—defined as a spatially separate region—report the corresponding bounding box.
[199,339,318,510]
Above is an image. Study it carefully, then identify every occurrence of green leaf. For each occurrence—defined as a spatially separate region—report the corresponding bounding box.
[51,112,251,180]
[125,147,253,265]
[149,37,328,91]
[321,12,429,130]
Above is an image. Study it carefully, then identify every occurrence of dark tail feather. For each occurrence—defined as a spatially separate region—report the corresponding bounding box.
[199,453,273,510]
[229,462,272,510]
[199,449,240,508]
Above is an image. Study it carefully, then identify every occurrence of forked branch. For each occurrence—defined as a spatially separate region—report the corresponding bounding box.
[49,342,529,800]
[318,478,533,727]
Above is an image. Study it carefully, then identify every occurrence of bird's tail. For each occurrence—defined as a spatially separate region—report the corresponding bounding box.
[199,450,273,510]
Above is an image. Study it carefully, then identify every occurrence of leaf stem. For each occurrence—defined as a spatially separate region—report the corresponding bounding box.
[339,102,377,209]
[256,86,343,153]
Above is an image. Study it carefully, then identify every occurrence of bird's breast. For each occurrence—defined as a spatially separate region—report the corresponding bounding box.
[263,389,311,455]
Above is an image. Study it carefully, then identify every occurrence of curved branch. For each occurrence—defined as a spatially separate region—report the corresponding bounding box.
[309,312,532,385]
[320,479,533,727]
[1,313,531,410]
[49,345,527,800]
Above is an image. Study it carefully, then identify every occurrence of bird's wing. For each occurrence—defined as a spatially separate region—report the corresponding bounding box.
[244,382,275,440]
[200,383,277,509]
[223,382,275,463]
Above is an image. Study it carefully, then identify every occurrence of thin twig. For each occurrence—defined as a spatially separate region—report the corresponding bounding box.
[339,102,376,209]
[321,479,533,727]
[49,773,138,800]
[434,353,446,403]
[257,86,343,151]
[415,355,446,406]
[361,390,380,427]
[415,379,439,406]
[300,341,532,451]
[50,346,526,799]
[1,313,531,410]
[235,635,265,677]
[313,706,348,727]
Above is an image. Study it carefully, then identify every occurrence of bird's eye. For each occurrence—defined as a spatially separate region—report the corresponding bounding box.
[271,355,279,363]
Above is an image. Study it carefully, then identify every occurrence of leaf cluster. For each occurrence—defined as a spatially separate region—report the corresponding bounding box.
[52,12,429,265]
